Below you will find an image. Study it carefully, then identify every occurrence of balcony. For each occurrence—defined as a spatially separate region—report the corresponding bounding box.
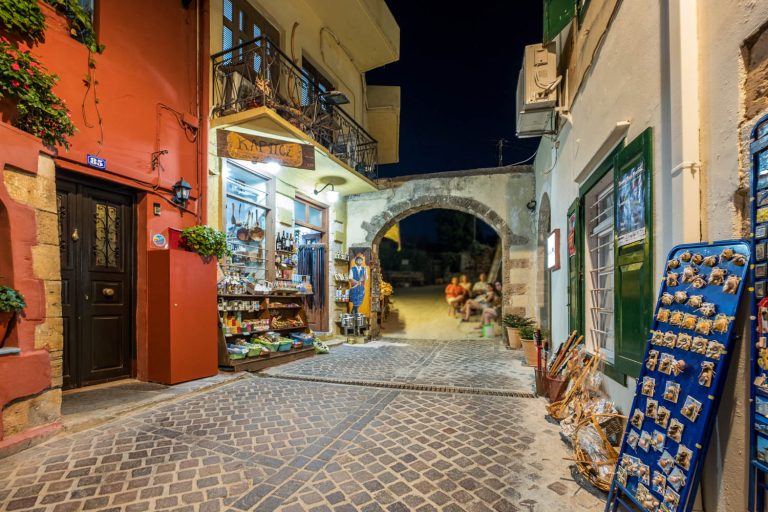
[211,37,378,179]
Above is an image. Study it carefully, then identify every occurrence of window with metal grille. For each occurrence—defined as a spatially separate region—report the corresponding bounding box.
[222,0,279,57]
[301,59,333,107]
[584,170,615,363]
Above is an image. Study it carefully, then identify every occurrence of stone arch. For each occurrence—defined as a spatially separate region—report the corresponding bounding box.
[537,193,551,333]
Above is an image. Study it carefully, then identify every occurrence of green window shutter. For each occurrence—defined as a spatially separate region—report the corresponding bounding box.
[544,0,575,42]
[613,128,654,378]
[567,198,583,335]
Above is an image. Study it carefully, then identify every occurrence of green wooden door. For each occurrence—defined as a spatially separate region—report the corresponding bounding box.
[567,199,583,335]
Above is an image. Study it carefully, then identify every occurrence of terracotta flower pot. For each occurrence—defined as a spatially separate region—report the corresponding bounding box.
[521,338,538,366]
[506,327,522,349]
[0,311,15,346]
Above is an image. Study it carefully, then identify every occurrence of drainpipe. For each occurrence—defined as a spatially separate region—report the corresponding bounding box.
[667,0,702,245]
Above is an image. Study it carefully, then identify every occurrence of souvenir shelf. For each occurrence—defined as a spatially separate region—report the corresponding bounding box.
[217,294,314,372]
[606,241,750,512]
[750,115,768,512]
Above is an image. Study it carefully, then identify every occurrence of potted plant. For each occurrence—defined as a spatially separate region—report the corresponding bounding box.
[178,225,230,261]
[502,314,534,349]
[0,286,25,347]
[519,325,538,367]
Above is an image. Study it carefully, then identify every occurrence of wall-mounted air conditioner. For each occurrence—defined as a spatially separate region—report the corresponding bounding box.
[516,42,559,138]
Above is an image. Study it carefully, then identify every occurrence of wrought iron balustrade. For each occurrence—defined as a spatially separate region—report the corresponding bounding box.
[211,37,378,179]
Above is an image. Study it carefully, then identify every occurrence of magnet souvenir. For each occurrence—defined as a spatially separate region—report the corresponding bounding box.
[691,253,704,265]
[757,281,766,299]
[663,331,678,348]
[651,430,666,452]
[636,483,656,509]
[758,207,768,224]
[669,310,684,327]
[659,354,675,375]
[663,381,681,403]
[667,258,680,270]
[691,275,707,289]
[720,247,735,261]
[681,396,703,423]
[675,445,693,471]
[659,450,675,474]
[676,333,692,351]
[631,409,645,429]
[661,292,675,306]
[638,463,650,485]
[645,399,658,420]
[681,265,698,284]
[674,290,688,304]
[687,295,704,309]
[695,317,713,335]
[668,418,684,443]
[681,313,698,331]
[672,358,687,377]
[723,275,741,294]
[706,341,726,360]
[653,471,667,495]
[708,267,727,285]
[758,242,766,261]
[647,350,660,371]
[713,314,732,334]
[702,255,718,267]
[680,251,692,262]
[664,487,681,509]
[657,308,672,323]
[666,272,680,287]
[651,330,664,345]
[639,430,652,452]
[757,224,768,239]
[641,376,656,396]
[757,263,768,279]
[656,406,671,428]
[758,189,768,207]
[691,336,708,354]
[699,361,715,387]
[667,467,686,491]
[733,253,747,266]
[616,467,628,487]
[627,430,640,450]
[698,302,716,317]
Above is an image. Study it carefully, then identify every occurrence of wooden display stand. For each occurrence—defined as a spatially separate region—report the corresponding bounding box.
[217,293,315,372]
[147,249,219,385]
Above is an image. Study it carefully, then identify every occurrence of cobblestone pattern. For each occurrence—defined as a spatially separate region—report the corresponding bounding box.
[265,339,533,393]
[0,376,602,511]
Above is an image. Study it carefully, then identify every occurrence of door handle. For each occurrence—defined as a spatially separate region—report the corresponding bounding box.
[102,288,115,297]
[71,228,79,241]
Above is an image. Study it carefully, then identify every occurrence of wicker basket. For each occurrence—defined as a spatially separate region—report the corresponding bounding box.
[572,413,627,492]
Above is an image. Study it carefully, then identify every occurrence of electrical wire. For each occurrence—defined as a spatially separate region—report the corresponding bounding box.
[508,148,539,166]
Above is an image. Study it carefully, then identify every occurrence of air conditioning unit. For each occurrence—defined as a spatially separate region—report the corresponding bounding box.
[516,43,559,138]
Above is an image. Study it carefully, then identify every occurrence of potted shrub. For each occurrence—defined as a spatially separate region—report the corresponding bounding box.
[502,314,534,349]
[519,325,539,367]
[0,286,25,346]
[178,225,230,261]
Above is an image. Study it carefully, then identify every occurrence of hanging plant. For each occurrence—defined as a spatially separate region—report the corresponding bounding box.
[43,0,104,54]
[0,285,25,313]
[0,36,76,148]
[180,226,231,260]
[0,0,46,43]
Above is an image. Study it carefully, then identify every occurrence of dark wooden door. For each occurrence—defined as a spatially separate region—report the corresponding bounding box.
[57,174,134,389]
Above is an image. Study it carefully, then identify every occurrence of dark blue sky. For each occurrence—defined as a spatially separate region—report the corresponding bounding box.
[366,1,543,178]
[365,2,543,247]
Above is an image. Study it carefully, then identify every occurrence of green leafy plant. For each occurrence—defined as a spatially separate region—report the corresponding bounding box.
[43,0,104,54]
[502,314,535,329]
[0,36,76,148]
[519,325,536,340]
[180,226,230,260]
[0,286,25,313]
[0,0,46,42]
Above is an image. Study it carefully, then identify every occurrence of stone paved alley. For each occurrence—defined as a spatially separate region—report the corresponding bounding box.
[0,338,604,511]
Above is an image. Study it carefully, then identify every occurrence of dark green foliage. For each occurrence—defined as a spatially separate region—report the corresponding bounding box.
[0,286,25,312]
[180,226,230,259]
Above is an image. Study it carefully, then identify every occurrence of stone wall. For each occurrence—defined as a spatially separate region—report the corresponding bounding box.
[0,123,62,457]
[346,165,537,328]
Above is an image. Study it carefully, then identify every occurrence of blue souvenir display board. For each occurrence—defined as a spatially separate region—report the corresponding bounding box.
[749,114,768,512]
[606,240,750,512]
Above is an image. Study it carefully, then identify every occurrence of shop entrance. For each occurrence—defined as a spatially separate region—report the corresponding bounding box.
[293,196,328,331]
[57,172,135,390]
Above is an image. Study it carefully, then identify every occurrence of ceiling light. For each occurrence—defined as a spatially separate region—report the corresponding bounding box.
[314,183,339,203]
[320,90,350,106]
[254,160,281,175]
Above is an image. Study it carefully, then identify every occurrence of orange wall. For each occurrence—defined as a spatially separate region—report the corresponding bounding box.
[31,1,209,379]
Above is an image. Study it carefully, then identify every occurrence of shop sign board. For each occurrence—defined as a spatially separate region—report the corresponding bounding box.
[216,130,316,170]
[547,229,560,270]
[616,161,646,247]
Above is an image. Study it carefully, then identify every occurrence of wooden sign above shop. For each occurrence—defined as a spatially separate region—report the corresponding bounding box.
[216,130,315,170]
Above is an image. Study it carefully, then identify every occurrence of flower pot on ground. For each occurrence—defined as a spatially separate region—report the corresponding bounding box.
[519,325,539,366]
[502,314,534,349]
[0,286,25,347]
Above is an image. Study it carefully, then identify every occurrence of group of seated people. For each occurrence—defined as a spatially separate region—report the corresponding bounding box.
[444,273,502,325]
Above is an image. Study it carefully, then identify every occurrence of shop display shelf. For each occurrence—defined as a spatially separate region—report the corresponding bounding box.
[224,329,270,337]
[220,345,315,372]
[269,325,306,331]
[218,293,268,299]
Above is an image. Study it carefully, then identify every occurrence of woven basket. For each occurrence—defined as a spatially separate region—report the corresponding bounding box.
[573,413,627,492]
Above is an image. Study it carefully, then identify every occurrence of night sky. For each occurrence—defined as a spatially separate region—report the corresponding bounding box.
[366,2,543,247]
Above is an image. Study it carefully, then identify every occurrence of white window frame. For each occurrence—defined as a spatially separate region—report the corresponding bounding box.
[584,171,615,363]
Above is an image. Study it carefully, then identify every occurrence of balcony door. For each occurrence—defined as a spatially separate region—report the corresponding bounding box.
[223,0,279,51]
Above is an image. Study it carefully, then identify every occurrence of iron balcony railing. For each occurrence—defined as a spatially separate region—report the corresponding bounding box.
[211,37,378,179]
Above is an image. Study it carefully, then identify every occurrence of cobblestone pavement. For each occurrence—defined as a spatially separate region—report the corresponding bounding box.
[265,338,533,393]
[0,346,605,512]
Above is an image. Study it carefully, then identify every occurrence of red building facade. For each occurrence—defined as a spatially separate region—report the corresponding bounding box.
[0,0,212,455]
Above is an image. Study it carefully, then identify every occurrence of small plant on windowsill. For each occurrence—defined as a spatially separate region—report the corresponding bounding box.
[0,285,25,348]
[179,226,230,261]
